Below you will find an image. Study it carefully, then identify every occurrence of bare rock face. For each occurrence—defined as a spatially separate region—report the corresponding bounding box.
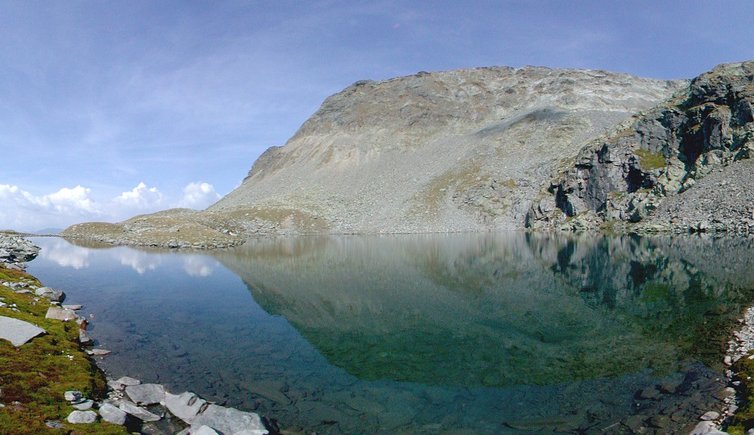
[527,61,754,233]
[211,66,682,235]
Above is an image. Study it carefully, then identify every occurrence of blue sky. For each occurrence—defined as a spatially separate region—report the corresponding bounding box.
[1,0,753,230]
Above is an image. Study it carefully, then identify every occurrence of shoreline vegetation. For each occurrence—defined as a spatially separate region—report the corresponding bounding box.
[0,233,271,435]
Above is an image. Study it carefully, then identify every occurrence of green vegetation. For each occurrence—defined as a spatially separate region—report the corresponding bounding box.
[729,352,754,434]
[635,148,667,170]
[0,266,126,435]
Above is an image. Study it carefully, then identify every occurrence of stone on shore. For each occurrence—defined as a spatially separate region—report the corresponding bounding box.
[193,425,220,435]
[190,404,268,435]
[67,410,97,424]
[701,411,720,421]
[73,399,94,410]
[63,304,82,310]
[99,403,127,425]
[108,376,141,391]
[165,391,207,424]
[119,400,161,422]
[0,315,45,346]
[690,420,725,434]
[45,306,77,321]
[125,383,165,405]
[64,390,84,402]
[78,329,92,345]
[34,287,65,302]
[86,348,111,356]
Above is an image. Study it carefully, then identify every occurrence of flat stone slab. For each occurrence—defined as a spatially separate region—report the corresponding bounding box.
[45,306,77,321]
[119,400,161,422]
[126,383,165,405]
[165,391,207,424]
[0,315,45,346]
[191,404,268,435]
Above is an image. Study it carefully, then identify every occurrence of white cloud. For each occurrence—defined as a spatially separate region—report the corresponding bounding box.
[0,180,224,231]
[177,182,221,209]
[0,184,101,230]
[113,182,163,209]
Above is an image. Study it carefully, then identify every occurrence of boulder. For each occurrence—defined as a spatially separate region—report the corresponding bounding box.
[190,404,268,435]
[119,400,161,422]
[67,410,97,424]
[99,403,127,425]
[125,383,165,405]
[64,390,84,402]
[45,306,77,321]
[72,399,94,410]
[35,287,65,302]
[0,316,45,346]
[164,391,207,424]
[193,426,220,435]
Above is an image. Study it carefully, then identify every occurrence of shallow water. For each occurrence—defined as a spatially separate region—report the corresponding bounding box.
[26,233,754,433]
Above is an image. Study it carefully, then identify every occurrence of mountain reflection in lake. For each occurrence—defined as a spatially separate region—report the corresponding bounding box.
[27,233,754,434]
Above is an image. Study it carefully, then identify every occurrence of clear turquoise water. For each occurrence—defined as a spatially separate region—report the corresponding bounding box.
[26,233,754,433]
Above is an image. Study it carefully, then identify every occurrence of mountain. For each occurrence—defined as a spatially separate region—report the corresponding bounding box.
[62,65,683,247]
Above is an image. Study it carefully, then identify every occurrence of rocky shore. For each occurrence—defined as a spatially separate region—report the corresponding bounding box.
[0,233,272,435]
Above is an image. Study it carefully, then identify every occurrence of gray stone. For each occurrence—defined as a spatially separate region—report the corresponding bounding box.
[63,304,82,310]
[115,376,141,386]
[72,399,94,410]
[99,403,127,425]
[125,383,165,405]
[193,426,220,435]
[35,287,65,302]
[64,390,83,402]
[119,400,161,422]
[690,420,720,435]
[701,411,720,421]
[164,391,207,424]
[45,306,77,321]
[190,404,268,435]
[86,348,111,356]
[67,410,97,424]
[79,329,92,345]
[0,315,45,346]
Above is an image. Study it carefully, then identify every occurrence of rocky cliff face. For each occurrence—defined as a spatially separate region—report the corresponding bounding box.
[527,62,754,232]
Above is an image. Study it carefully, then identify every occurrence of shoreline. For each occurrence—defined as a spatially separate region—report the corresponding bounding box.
[0,234,272,435]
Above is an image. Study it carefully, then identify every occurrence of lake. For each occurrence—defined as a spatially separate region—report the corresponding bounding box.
[26,233,754,434]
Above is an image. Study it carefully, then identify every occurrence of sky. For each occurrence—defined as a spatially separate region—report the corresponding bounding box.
[1,0,754,231]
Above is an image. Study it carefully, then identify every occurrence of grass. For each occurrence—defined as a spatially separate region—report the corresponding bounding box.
[635,148,667,170]
[0,266,127,435]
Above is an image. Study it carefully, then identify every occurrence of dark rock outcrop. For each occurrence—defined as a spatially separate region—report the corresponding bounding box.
[527,62,754,232]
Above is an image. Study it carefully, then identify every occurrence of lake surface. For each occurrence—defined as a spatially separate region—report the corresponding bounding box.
[26,233,754,434]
